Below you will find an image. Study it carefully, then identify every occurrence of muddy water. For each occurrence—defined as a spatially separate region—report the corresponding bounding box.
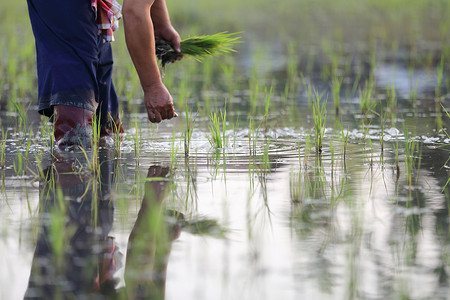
[0,60,450,300]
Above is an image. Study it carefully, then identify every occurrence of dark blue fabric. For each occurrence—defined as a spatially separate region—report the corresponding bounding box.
[27,0,119,123]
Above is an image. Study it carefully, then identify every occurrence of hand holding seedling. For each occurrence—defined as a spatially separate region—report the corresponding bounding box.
[123,0,181,123]
[156,32,242,68]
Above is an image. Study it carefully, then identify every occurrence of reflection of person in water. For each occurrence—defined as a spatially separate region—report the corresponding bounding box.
[123,165,183,299]
[24,149,182,299]
[24,149,118,299]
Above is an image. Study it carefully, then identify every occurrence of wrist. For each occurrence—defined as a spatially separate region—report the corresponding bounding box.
[142,80,164,94]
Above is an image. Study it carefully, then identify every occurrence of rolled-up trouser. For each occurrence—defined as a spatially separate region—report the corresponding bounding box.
[26,0,120,127]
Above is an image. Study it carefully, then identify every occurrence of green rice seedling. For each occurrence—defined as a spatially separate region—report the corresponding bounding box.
[30,151,46,182]
[435,57,445,130]
[394,137,400,175]
[12,98,30,133]
[439,104,450,190]
[282,82,290,107]
[304,133,312,166]
[40,115,54,149]
[175,71,192,109]
[349,73,362,99]
[331,76,342,114]
[286,42,300,96]
[359,78,375,116]
[249,70,259,115]
[132,118,142,164]
[184,105,197,157]
[371,108,385,154]
[387,83,397,113]
[380,112,385,154]
[222,60,236,96]
[263,84,273,132]
[79,114,101,176]
[200,56,214,90]
[248,117,257,157]
[24,129,33,167]
[306,83,313,110]
[411,78,419,111]
[199,90,212,117]
[208,111,224,149]
[436,56,444,99]
[208,108,227,149]
[311,90,327,154]
[0,130,6,169]
[13,152,23,176]
[113,70,127,99]
[231,117,239,150]
[108,113,123,154]
[156,31,242,68]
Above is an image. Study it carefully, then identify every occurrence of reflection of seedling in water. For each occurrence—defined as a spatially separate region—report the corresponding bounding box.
[311,89,327,154]
[303,133,312,166]
[170,127,180,171]
[132,118,142,164]
[262,137,271,173]
[366,138,374,167]
[248,117,262,157]
[338,122,349,161]
[184,106,197,157]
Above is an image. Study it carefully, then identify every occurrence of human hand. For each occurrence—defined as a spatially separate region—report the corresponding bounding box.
[144,82,178,123]
[154,25,183,62]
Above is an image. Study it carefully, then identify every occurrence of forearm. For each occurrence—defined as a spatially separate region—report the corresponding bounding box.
[123,0,162,92]
[151,0,172,33]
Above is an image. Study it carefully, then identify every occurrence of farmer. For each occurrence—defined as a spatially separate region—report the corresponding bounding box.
[26,0,182,148]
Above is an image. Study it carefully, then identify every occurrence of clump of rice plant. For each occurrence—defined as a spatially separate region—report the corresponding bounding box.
[156,32,242,68]
[208,108,227,149]
[311,89,327,154]
[206,100,228,150]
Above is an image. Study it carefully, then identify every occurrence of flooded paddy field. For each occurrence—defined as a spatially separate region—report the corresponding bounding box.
[2,1,450,299]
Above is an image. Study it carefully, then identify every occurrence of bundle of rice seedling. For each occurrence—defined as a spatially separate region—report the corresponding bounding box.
[155,31,242,68]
